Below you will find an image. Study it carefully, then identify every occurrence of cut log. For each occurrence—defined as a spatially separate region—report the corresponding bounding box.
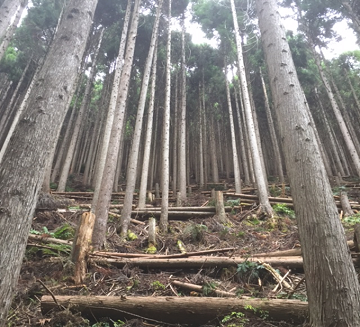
[108,211,145,225]
[93,247,236,259]
[28,234,73,246]
[71,212,95,284]
[41,295,308,324]
[254,240,355,257]
[89,255,305,269]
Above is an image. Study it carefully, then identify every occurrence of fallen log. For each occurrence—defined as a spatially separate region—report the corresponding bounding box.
[130,210,215,219]
[41,295,308,324]
[28,234,73,246]
[89,255,305,269]
[253,240,355,257]
[93,247,236,259]
[224,193,360,209]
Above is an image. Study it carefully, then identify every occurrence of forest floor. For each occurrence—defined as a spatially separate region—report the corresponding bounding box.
[7,178,360,327]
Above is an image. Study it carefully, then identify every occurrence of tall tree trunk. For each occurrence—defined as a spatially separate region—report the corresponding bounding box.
[0,0,99,322]
[0,58,32,163]
[233,76,250,185]
[138,43,158,209]
[160,0,172,233]
[209,116,219,183]
[311,44,360,175]
[315,88,345,176]
[0,0,21,42]
[256,0,360,325]
[92,0,141,249]
[230,0,273,216]
[178,13,187,203]
[172,72,179,194]
[224,61,241,194]
[90,0,132,213]
[198,82,205,188]
[57,28,103,191]
[342,1,360,36]
[119,0,163,237]
[0,0,27,61]
[259,68,284,183]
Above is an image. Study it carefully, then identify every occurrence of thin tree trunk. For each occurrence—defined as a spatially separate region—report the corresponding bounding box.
[209,116,219,183]
[233,75,250,185]
[0,58,32,163]
[90,0,132,213]
[0,0,21,42]
[311,44,360,176]
[138,42,158,209]
[92,0,141,249]
[178,13,187,203]
[57,28,104,191]
[119,0,163,237]
[315,88,345,176]
[224,61,241,194]
[230,0,273,216]
[172,72,179,194]
[260,68,284,183]
[160,0,172,232]
[0,0,27,62]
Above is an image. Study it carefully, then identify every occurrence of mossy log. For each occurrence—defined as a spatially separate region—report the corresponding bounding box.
[41,295,308,324]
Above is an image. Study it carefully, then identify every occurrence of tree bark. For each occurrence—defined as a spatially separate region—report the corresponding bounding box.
[0,0,21,42]
[255,0,360,325]
[0,0,99,322]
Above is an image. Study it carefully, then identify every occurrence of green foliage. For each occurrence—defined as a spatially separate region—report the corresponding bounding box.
[343,213,360,226]
[269,185,281,197]
[244,304,269,320]
[272,204,296,219]
[183,223,208,241]
[53,224,75,240]
[221,311,249,327]
[225,199,240,207]
[237,261,264,282]
[332,186,346,196]
[91,320,125,327]
[202,282,217,296]
[30,226,54,237]
[151,281,166,290]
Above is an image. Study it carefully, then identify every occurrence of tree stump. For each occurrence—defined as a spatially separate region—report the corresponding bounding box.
[71,212,95,284]
[215,191,228,224]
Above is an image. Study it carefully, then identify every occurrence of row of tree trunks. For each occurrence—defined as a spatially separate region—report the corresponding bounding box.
[41,295,308,324]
